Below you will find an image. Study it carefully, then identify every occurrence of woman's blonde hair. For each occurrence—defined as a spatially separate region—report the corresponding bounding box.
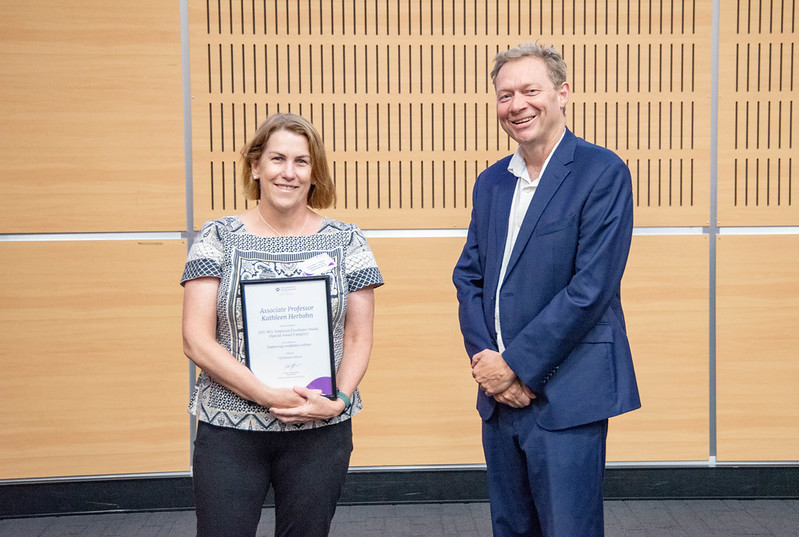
[240,113,336,208]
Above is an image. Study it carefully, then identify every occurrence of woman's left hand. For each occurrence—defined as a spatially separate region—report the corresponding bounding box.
[268,386,346,424]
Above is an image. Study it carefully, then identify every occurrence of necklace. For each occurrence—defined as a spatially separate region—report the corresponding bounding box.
[257,206,311,236]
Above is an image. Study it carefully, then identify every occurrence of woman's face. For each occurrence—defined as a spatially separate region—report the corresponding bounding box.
[252,129,313,212]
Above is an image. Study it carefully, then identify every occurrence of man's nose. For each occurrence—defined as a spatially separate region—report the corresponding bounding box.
[507,93,524,111]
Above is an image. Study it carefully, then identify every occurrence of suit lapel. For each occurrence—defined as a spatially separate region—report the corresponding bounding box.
[505,130,577,274]
[485,171,516,295]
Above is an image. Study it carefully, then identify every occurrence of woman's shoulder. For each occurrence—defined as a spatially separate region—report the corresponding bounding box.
[197,215,247,235]
[318,217,361,234]
[203,214,244,229]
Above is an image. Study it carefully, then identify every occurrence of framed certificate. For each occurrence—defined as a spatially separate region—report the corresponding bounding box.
[240,275,337,398]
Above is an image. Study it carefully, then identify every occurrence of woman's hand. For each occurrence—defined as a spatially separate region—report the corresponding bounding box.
[263,387,308,410]
[269,386,346,424]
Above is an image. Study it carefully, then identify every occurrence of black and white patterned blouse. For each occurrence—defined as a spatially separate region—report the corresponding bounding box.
[181,215,384,432]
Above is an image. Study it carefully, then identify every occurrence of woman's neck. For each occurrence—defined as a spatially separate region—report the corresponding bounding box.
[256,205,312,236]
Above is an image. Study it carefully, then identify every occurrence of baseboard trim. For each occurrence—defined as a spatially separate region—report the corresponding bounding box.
[2,466,798,518]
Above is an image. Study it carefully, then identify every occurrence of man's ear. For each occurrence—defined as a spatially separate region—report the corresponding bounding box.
[558,82,571,111]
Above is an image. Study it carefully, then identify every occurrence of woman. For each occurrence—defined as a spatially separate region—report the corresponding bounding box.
[181,113,383,537]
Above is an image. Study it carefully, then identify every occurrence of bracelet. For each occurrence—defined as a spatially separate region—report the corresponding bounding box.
[336,390,352,413]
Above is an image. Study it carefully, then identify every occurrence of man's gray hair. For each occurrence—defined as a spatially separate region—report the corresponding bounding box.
[490,43,568,88]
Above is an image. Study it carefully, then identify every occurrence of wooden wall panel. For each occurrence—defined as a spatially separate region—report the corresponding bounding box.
[0,241,189,479]
[1,0,793,482]
[717,235,799,460]
[351,237,484,466]
[351,235,710,465]
[0,0,185,233]
[189,0,711,230]
[609,235,710,461]
[718,1,798,225]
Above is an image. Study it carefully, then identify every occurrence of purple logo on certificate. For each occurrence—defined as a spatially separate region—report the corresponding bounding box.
[307,376,333,394]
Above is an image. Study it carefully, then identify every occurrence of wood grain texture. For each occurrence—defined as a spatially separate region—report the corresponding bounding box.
[351,237,484,466]
[716,235,799,460]
[351,234,713,465]
[189,0,713,229]
[717,1,798,226]
[0,0,185,233]
[0,241,189,479]
[609,235,710,461]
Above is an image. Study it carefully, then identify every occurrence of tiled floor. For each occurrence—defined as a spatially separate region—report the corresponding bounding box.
[1,500,798,536]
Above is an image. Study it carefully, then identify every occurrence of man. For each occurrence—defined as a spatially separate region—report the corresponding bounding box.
[452,43,641,537]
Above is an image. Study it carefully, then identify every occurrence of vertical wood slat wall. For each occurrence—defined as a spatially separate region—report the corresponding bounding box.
[189,0,714,229]
[719,0,797,225]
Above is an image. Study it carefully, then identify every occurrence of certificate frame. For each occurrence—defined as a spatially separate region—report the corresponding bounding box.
[240,275,337,398]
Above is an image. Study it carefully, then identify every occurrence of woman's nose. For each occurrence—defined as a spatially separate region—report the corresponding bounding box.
[282,162,296,178]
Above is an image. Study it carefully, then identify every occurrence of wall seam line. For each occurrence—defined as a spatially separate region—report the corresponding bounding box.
[708,0,721,463]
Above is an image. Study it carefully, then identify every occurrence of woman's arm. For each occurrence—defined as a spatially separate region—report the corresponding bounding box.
[333,285,375,399]
[269,285,375,423]
[182,277,305,409]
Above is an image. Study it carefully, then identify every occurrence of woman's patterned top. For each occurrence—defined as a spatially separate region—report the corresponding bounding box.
[181,215,384,432]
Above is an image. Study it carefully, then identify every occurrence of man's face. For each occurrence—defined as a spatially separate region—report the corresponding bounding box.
[495,56,570,150]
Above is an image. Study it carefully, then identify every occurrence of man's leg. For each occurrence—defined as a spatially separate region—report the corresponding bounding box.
[520,418,608,537]
[482,406,543,537]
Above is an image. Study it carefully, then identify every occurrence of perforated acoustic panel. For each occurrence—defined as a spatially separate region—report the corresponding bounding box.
[718,0,797,226]
[189,1,713,229]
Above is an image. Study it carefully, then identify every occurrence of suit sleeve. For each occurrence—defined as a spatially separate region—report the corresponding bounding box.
[502,157,634,394]
[452,175,497,360]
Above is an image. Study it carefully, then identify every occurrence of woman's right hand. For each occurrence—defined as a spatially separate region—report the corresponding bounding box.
[263,386,308,410]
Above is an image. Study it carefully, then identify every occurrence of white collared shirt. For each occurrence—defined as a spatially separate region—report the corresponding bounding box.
[494,132,564,352]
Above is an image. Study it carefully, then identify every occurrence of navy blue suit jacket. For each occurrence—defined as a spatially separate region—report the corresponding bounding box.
[453,129,641,430]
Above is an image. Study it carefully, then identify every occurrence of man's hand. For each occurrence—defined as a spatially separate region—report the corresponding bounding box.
[493,379,537,408]
[471,349,516,396]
